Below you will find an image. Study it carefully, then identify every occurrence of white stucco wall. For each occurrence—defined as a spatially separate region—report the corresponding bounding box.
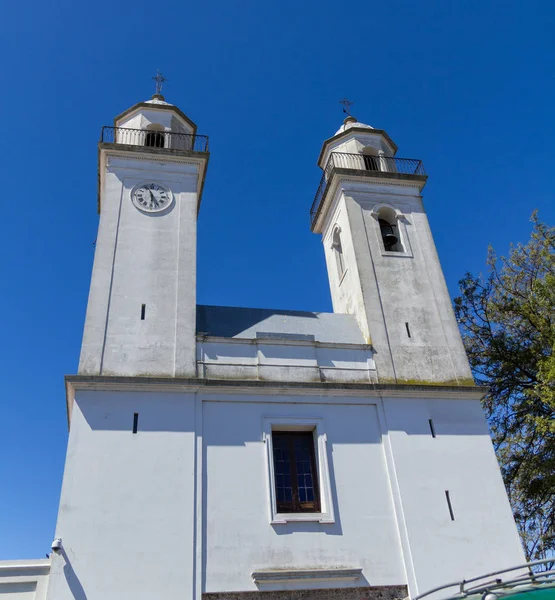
[52,385,525,600]
[322,180,472,384]
[197,336,376,382]
[0,561,49,600]
[202,396,405,592]
[79,153,202,377]
[322,195,372,345]
[47,390,198,600]
[381,396,526,596]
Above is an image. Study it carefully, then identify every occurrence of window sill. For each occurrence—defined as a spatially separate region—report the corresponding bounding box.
[381,249,413,258]
[338,268,348,286]
[272,512,335,525]
[252,568,362,585]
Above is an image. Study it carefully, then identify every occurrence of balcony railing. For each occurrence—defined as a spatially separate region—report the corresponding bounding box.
[100,126,209,153]
[310,152,426,227]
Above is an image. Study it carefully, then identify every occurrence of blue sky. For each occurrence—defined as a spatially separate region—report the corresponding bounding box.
[0,0,554,559]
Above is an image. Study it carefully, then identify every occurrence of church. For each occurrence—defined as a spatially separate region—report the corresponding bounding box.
[0,88,526,600]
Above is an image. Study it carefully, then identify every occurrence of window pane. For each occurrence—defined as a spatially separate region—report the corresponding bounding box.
[272,431,320,513]
[272,433,294,510]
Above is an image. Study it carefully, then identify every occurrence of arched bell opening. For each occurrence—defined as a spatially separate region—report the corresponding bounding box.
[144,123,165,148]
[377,207,403,252]
[362,146,380,172]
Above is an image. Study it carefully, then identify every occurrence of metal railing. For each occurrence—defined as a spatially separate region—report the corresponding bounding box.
[100,126,209,153]
[412,558,555,600]
[310,152,425,226]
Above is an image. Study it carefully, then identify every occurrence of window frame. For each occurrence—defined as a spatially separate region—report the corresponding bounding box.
[370,204,413,258]
[263,417,335,524]
[271,430,321,513]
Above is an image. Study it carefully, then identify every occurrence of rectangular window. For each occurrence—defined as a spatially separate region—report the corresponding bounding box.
[263,417,334,524]
[272,431,320,513]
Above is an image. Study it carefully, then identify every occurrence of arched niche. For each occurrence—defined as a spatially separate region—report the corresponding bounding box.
[144,123,166,148]
[362,145,381,171]
[370,204,405,253]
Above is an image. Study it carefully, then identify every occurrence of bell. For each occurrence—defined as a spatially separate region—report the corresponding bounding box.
[379,219,398,249]
[383,232,398,248]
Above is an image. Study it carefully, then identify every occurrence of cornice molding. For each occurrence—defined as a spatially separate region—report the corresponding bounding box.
[65,374,485,426]
[312,170,426,233]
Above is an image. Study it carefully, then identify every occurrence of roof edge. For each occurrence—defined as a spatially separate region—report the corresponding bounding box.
[113,101,198,134]
[317,127,398,168]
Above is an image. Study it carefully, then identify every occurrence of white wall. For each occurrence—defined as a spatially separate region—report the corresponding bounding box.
[322,180,473,384]
[47,391,198,600]
[382,397,526,596]
[201,392,525,596]
[0,561,49,600]
[203,396,405,592]
[79,154,201,377]
[49,386,525,600]
[197,336,376,383]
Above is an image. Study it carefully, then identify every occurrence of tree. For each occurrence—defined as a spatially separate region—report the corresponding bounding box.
[454,213,555,566]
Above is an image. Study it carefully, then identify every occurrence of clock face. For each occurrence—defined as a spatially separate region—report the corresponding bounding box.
[131,182,173,213]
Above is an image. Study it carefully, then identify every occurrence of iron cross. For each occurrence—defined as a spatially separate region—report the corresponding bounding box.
[339,98,354,116]
[152,70,168,95]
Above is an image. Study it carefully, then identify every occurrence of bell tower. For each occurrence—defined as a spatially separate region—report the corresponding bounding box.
[312,115,472,384]
[78,92,209,377]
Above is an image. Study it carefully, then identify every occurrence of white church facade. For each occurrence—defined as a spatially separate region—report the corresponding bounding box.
[0,92,526,600]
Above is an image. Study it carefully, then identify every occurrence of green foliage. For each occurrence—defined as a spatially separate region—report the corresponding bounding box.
[454,212,555,566]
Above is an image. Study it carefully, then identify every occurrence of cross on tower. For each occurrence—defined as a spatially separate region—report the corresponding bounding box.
[152,70,168,95]
[339,98,354,116]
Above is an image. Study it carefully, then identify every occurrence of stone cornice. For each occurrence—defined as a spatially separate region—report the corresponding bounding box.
[97,145,209,214]
[113,101,198,134]
[0,559,50,572]
[65,374,485,425]
[312,169,427,233]
[197,334,372,351]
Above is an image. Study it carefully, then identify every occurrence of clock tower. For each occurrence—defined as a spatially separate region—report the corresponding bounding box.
[78,92,209,377]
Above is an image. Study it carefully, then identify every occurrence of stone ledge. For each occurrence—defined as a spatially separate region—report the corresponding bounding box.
[66,374,483,396]
[252,569,362,584]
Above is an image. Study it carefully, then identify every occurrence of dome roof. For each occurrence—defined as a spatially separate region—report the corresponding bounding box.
[335,115,374,135]
[144,93,173,107]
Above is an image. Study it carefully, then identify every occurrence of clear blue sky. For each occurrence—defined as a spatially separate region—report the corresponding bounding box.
[0,0,554,559]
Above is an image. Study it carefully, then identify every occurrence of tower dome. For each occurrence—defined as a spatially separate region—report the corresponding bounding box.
[334,115,374,135]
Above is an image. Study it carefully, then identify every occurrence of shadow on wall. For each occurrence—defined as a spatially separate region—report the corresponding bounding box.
[78,391,196,433]
[197,306,319,337]
[60,548,87,600]
[76,391,488,439]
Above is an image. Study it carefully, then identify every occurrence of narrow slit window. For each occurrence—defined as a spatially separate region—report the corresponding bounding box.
[141,304,146,320]
[429,419,436,438]
[445,490,455,521]
[272,431,320,513]
[405,322,411,338]
[132,413,139,434]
